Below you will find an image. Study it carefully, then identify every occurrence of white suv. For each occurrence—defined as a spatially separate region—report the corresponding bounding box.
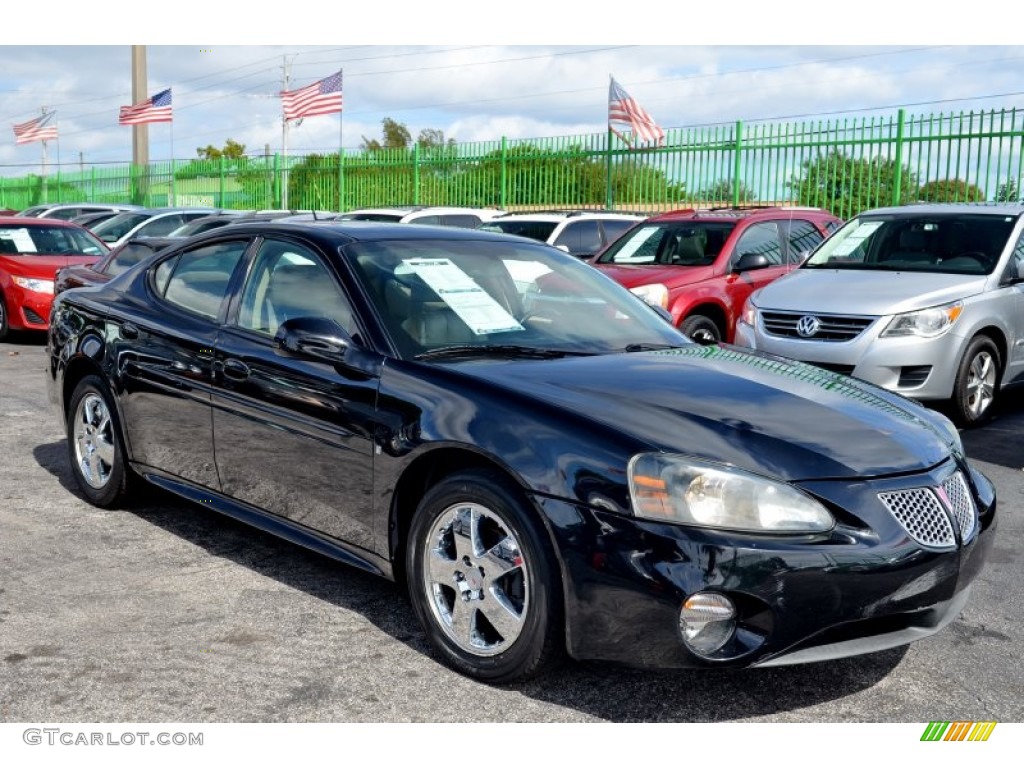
[479,210,644,259]
[336,206,505,229]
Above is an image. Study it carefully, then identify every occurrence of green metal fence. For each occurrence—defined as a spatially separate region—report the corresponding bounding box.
[4,106,1024,218]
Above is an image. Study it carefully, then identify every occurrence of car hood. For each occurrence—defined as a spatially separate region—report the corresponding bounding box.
[592,262,716,289]
[448,345,953,481]
[0,253,99,278]
[754,269,988,315]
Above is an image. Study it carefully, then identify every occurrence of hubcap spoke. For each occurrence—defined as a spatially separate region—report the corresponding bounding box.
[422,501,530,657]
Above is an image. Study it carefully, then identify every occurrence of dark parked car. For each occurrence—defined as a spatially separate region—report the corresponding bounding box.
[46,221,994,683]
[55,237,179,294]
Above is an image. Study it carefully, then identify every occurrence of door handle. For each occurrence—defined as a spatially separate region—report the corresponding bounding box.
[221,358,250,381]
[121,322,139,340]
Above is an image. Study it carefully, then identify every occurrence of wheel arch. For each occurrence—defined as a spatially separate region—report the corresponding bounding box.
[678,302,728,337]
[388,446,564,600]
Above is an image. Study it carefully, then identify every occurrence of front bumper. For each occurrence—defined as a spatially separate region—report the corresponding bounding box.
[536,458,996,669]
[3,283,53,331]
[734,317,968,402]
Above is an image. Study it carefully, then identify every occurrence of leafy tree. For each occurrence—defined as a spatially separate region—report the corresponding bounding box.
[699,178,757,204]
[417,128,455,149]
[361,118,413,151]
[916,178,985,203]
[996,177,1020,203]
[791,151,917,218]
[196,139,246,161]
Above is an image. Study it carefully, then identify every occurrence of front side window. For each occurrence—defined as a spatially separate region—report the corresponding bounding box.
[106,242,163,277]
[236,239,355,337]
[91,213,150,243]
[478,220,559,243]
[733,222,785,266]
[156,240,249,319]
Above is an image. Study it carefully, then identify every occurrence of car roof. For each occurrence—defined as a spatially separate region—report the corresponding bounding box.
[647,205,837,222]
[174,219,550,247]
[0,215,83,228]
[857,202,1024,217]
[491,210,644,221]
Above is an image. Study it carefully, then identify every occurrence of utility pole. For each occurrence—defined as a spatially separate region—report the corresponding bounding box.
[281,56,292,210]
[131,45,149,205]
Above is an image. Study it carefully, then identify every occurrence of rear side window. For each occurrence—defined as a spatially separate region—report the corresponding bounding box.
[136,215,186,238]
[601,219,638,244]
[155,240,249,319]
[783,219,826,263]
[554,220,602,256]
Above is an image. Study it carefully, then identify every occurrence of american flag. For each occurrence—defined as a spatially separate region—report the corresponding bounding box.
[13,111,58,145]
[281,70,343,121]
[608,76,665,148]
[119,88,173,126]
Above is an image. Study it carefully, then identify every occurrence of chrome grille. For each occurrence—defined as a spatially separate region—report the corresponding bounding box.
[761,311,874,341]
[942,471,976,542]
[878,488,956,550]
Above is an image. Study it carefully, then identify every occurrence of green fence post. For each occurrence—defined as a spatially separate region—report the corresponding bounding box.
[413,143,420,206]
[606,128,614,209]
[218,157,226,208]
[342,149,350,211]
[500,136,508,209]
[91,166,96,201]
[273,153,281,209]
[892,108,906,206]
[732,120,743,206]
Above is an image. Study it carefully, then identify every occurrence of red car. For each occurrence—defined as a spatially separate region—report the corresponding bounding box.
[591,206,842,343]
[0,217,109,340]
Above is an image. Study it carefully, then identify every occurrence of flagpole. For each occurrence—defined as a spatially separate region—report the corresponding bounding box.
[40,107,49,203]
[281,56,292,210]
[338,70,344,214]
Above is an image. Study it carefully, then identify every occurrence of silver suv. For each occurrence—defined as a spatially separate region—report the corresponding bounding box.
[734,203,1024,426]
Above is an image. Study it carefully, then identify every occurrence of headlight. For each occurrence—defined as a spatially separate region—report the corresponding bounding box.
[740,296,757,327]
[12,276,55,295]
[881,301,963,338]
[628,453,834,533]
[630,283,669,309]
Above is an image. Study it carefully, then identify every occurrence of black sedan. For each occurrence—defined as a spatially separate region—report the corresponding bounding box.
[45,220,995,683]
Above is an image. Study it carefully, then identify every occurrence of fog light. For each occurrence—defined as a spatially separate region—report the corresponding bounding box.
[680,592,736,656]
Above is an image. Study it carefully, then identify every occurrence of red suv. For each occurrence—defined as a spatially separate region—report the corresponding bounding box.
[591,206,842,343]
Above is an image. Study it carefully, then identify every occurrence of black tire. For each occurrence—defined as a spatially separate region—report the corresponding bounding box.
[0,290,9,342]
[680,314,721,344]
[406,469,563,683]
[66,374,135,508]
[951,335,1000,427]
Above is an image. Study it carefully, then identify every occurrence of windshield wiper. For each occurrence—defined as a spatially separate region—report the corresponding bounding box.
[622,342,687,352]
[414,344,595,361]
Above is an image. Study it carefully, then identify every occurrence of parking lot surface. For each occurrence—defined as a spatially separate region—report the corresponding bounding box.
[1,335,1022,723]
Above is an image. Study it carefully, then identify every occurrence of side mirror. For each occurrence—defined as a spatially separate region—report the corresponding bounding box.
[733,252,771,273]
[274,316,353,363]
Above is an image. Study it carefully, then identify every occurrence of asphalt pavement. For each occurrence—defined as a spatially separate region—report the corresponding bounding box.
[1,334,1021,723]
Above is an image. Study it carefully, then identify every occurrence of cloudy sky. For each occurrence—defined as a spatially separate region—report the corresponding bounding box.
[1,4,1015,175]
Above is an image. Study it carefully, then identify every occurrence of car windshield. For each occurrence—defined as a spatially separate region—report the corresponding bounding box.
[478,220,560,242]
[0,225,107,257]
[803,213,1017,275]
[345,238,687,359]
[595,222,737,266]
[90,212,152,242]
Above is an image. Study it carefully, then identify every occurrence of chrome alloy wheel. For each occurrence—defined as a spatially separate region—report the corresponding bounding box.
[965,349,996,420]
[422,502,528,657]
[73,393,116,489]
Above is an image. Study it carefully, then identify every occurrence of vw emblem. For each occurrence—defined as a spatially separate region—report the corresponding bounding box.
[796,315,821,338]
